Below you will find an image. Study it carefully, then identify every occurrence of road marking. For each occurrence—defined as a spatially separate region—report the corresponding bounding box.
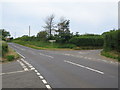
[39,76,44,79]
[24,68,29,71]
[34,70,38,73]
[39,53,54,58]
[31,68,35,70]
[37,72,41,75]
[46,85,52,89]
[20,58,52,89]
[29,65,33,68]
[0,70,28,75]
[17,60,28,71]
[42,80,47,84]
[64,60,104,74]
[64,53,118,65]
[16,52,25,58]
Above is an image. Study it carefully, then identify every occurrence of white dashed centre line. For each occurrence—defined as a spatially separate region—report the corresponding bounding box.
[64,60,104,74]
[39,53,54,58]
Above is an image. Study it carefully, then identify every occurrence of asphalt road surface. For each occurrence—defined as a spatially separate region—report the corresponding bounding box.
[3,43,118,89]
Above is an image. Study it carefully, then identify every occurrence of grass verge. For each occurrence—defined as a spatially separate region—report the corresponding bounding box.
[12,40,103,50]
[101,50,120,62]
[1,47,20,63]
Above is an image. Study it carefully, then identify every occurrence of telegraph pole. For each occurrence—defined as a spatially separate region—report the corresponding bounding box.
[29,25,30,37]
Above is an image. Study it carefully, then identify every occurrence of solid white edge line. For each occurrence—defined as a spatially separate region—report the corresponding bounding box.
[16,51,25,58]
[64,60,104,74]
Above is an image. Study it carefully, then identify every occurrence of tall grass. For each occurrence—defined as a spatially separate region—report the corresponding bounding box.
[12,40,76,49]
[0,41,8,57]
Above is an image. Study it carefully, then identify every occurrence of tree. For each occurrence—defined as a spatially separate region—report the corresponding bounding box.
[43,14,56,39]
[37,31,48,41]
[0,29,10,40]
[56,17,72,43]
[75,32,79,37]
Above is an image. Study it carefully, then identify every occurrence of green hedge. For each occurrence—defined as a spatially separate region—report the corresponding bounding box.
[69,36,104,47]
[103,30,120,52]
[0,41,8,57]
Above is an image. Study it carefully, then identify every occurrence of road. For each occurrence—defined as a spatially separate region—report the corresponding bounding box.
[3,43,118,89]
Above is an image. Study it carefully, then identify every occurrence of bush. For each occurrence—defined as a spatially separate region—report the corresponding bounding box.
[58,44,76,49]
[6,55,14,61]
[69,35,103,47]
[0,41,8,57]
[103,30,120,52]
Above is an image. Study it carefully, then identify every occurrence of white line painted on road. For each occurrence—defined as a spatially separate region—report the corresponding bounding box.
[39,53,54,58]
[29,65,33,68]
[34,70,38,73]
[64,60,104,74]
[16,52,25,58]
[30,68,35,70]
[37,72,41,76]
[42,80,47,84]
[0,70,29,75]
[39,76,44,79]
[64,53,118,65]
[17,60,28,71]
[46,85,52,89]
[20,58,52,89]
[24,68,29,71]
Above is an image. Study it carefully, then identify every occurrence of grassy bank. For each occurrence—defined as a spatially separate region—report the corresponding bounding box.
[0,41,8,57]
[101,50,120,62]
[0,41,19,62]
[1,47,20,62]
[12,40,103,50]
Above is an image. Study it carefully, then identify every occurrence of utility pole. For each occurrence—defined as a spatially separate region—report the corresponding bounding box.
[29,25,30,37]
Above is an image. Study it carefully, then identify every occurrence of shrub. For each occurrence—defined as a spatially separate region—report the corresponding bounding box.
[69,36,103,47]
[58,44,76,49]
[6,55,14,61]
[103,30,120,52]
[0,41,8,57]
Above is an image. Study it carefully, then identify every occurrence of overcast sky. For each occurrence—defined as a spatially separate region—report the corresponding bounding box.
[0,0,118,38]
